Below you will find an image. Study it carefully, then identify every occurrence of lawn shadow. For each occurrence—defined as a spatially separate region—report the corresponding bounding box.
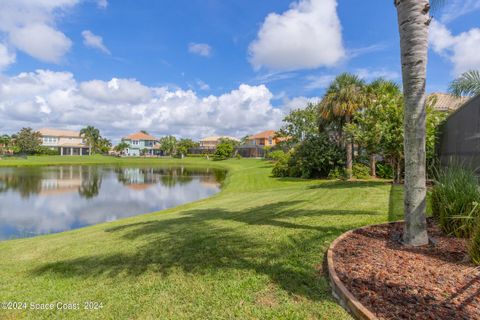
[31,201,379,302]
[308,180,391,190]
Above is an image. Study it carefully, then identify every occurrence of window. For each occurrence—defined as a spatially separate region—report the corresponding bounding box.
[268,137,273,145]
[132,140,139,145]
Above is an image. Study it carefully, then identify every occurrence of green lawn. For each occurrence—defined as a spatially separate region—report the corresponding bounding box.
[0,156,403,319]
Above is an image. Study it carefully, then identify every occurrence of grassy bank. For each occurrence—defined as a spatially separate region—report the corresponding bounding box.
[0,156,403,319]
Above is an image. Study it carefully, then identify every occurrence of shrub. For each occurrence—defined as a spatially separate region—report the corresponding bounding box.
[271,152,290,177]
[327,167,348,180]
[267,150,286,162]
[376,162,394,179]
[186,154,206,158]
[213,139,237,161]
[352,163,370,179]
[36,147,60,156]
[431,165,480,237]
[284,134,344,179]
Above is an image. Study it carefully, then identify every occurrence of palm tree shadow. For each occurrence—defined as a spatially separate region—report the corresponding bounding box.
[31,201,380,301]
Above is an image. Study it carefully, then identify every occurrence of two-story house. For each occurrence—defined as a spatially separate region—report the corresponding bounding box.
[246,130,282,147]
[39,128,90,156]
[122,132,160,156]
[199,136,240,149]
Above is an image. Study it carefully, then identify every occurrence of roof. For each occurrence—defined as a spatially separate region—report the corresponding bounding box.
[428,93,470,112]
[248,130,277,140]
[200,136,240,142]
[123,132,158,141]
[38,128,80,138]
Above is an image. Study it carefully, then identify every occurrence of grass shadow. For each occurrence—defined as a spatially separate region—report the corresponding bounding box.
[308,180,391,190]
[31,201,379,302]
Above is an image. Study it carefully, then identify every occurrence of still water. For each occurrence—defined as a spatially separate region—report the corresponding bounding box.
[0,165,225,240]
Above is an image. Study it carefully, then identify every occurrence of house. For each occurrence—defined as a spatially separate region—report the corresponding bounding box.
[246,130,283,147]
[121,132,161,156]
[199,136,240,149]
[428,93,469,112]
[39,128,90,156]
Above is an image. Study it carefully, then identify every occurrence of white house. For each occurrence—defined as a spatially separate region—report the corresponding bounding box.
[38,128,90,156]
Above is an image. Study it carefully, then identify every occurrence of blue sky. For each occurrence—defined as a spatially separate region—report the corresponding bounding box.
[0,0,479,140]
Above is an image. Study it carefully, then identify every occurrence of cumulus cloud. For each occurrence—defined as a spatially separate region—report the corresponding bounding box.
[0,43,15,70]
[430,20,480,75]
[249,0,345,71]
[0,70,288,140]
[82,30,111,54]
[97,0,108,9]
[0,0,78,63]
[188,43,212,57]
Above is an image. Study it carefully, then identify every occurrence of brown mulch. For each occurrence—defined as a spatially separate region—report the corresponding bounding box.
[333,219,480,320]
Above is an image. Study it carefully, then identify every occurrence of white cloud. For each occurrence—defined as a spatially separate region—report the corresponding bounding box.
[439,0,480,23]
[188,43,212,57]
[355,68,400,81]
[0,0,78,63]
[81,30,111,54]
[196,80,210,91]
[248,0,345,71]
[97,0,108,9]
[0,44,15,70]
[305,74,335,90]
[0,70,290,140]
[282,96,320,111]
[430,20,480,75]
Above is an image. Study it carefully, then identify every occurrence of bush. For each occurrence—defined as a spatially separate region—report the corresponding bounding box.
[273,134,344,179]
[35,147,60,156]
[431,165,480,238]
[271,152,291,177]
[213,139,236,161]
[267,150,286,162]
[352,163,370,179]
[327,167,348,180]
[376,162,394,179]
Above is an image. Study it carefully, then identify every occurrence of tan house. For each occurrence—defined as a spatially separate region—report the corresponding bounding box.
[428,93,469,112]
[199,136,240,149]
[246,130,283,147]
[39,128,90,156]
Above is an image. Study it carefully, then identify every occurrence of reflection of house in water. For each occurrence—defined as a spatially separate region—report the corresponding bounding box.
[0,166,102,198]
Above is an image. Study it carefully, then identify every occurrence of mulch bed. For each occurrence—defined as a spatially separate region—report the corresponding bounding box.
[333,219,480,320]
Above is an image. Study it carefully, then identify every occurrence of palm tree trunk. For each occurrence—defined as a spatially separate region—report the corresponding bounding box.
[395,0,430,246]
[345,115,353,179]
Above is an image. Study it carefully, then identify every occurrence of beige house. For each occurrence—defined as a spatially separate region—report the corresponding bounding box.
[39,128,90,156]
[199,136,240,149]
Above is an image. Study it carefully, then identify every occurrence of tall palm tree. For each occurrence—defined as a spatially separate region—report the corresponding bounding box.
[395,0,433,246]
[450,70,480,97]
[319,73,366,179]
[0,134,11,154]
[80,126,100,155]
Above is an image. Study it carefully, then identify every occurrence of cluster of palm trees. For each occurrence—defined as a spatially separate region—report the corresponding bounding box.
[79,126,111,155]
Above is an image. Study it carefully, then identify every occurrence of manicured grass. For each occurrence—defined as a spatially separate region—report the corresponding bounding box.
[0,156,402,319]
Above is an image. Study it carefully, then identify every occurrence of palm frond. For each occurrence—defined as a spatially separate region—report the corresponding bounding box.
[449,70,480,97]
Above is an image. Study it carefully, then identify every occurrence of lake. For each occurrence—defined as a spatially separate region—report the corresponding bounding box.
[0,165,226,240]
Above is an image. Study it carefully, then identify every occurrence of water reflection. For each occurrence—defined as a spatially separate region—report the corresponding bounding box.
[0,165,225,240]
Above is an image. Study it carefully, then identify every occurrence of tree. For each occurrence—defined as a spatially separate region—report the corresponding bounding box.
[319,73,366,179]
[177,138,199,157]
[114,141,129,154]
[345,80,403,177]
[0,134,11,154]
[80,126,100,154]
[159,135,178,156]
[450,70,480,97]
[395,0,432,246]
[277,103,319,146]
[213,138,237,160]
[14,128,42,154]
[97,138,112,154]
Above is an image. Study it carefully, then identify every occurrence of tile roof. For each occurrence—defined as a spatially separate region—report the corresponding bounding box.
[428,93,470,112]
[38,128,80,138]
[248,130,277,140]
[200,136,240,142]
[124,132,158,141]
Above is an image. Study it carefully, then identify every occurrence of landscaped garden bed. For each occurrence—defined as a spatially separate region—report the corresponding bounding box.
[331,219,480,320]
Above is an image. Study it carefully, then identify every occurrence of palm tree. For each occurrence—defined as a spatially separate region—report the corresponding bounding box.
[319,73,366,179]
[0,134,10,154]
[450,70,480,97]
[394,0,433,246]
[80,126,100,155]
